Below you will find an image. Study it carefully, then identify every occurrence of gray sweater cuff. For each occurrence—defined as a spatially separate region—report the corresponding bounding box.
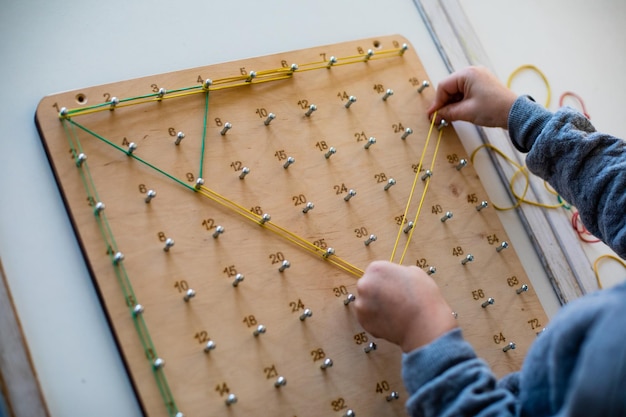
[507,95,553,153]
[401,328,476,394]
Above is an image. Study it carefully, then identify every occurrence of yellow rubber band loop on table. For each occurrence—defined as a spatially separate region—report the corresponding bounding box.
[470,144,565,210]
[593,254,626,289]
[507,65,551,108]
[509,168,566,209]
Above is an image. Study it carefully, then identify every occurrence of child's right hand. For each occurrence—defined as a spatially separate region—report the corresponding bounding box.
[354,261,458,353]
[428,66,518,129]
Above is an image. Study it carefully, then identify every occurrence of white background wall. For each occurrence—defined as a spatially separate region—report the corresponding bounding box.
[1,1,624,415]
[460,0,626,290]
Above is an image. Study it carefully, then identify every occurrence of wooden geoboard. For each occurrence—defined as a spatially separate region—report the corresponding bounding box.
[36,35,548,417]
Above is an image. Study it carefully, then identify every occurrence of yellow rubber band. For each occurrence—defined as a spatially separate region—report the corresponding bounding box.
[470,143,564,210]
[389,113,444,264]
[507,64,551,108]
[593,254,626,289]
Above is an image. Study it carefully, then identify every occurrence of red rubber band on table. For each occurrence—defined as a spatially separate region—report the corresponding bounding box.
[559,91,591,119]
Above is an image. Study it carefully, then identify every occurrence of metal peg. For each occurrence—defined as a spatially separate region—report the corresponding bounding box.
[264,113,275,126]
[274,376,287,388]
[232,273,244,287]
[75,153,87,167]
[183,289,196,302]
[344,189,356,201]
[225,394,237,406]
[344,293,356,305]
[239,167,250,179]
[503,342,516,352]
[364,234,377,246]
[417,80,430,93]
[163,238,175,252]
[461,254,474,265]
[212,225,224,238]
[386,391,400,402]
[94,201,105,215]
[481,297,495,308]
[112,252,124,265]
[278,260,290,272]
[283,156,295,169]
[384,178,396,191]
[253,324,266,337]
[440,211,453,222]
[516,284,529,294]
[132,304,144,316]
[299,309,312,321]
[364,342,377,353]
[496,241,509,252]
[152,358,165,369]
[144,189,156,203]
[304,104,317,117]
[220,122,232,135]
[320,358,333,370]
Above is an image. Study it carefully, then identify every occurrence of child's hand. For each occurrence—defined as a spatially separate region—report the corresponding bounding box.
[354,261,458,353]
[428,66,518,129]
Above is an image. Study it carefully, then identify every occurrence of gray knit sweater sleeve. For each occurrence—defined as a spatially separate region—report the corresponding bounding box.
[508,96,626,258]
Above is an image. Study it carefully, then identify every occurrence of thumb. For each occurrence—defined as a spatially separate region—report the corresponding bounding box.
[435,100,474,124]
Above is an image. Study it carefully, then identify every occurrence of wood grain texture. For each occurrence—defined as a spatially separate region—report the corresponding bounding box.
[36,35,547,417]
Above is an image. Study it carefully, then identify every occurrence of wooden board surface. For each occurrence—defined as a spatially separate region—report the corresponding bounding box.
[36,35,547,417]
